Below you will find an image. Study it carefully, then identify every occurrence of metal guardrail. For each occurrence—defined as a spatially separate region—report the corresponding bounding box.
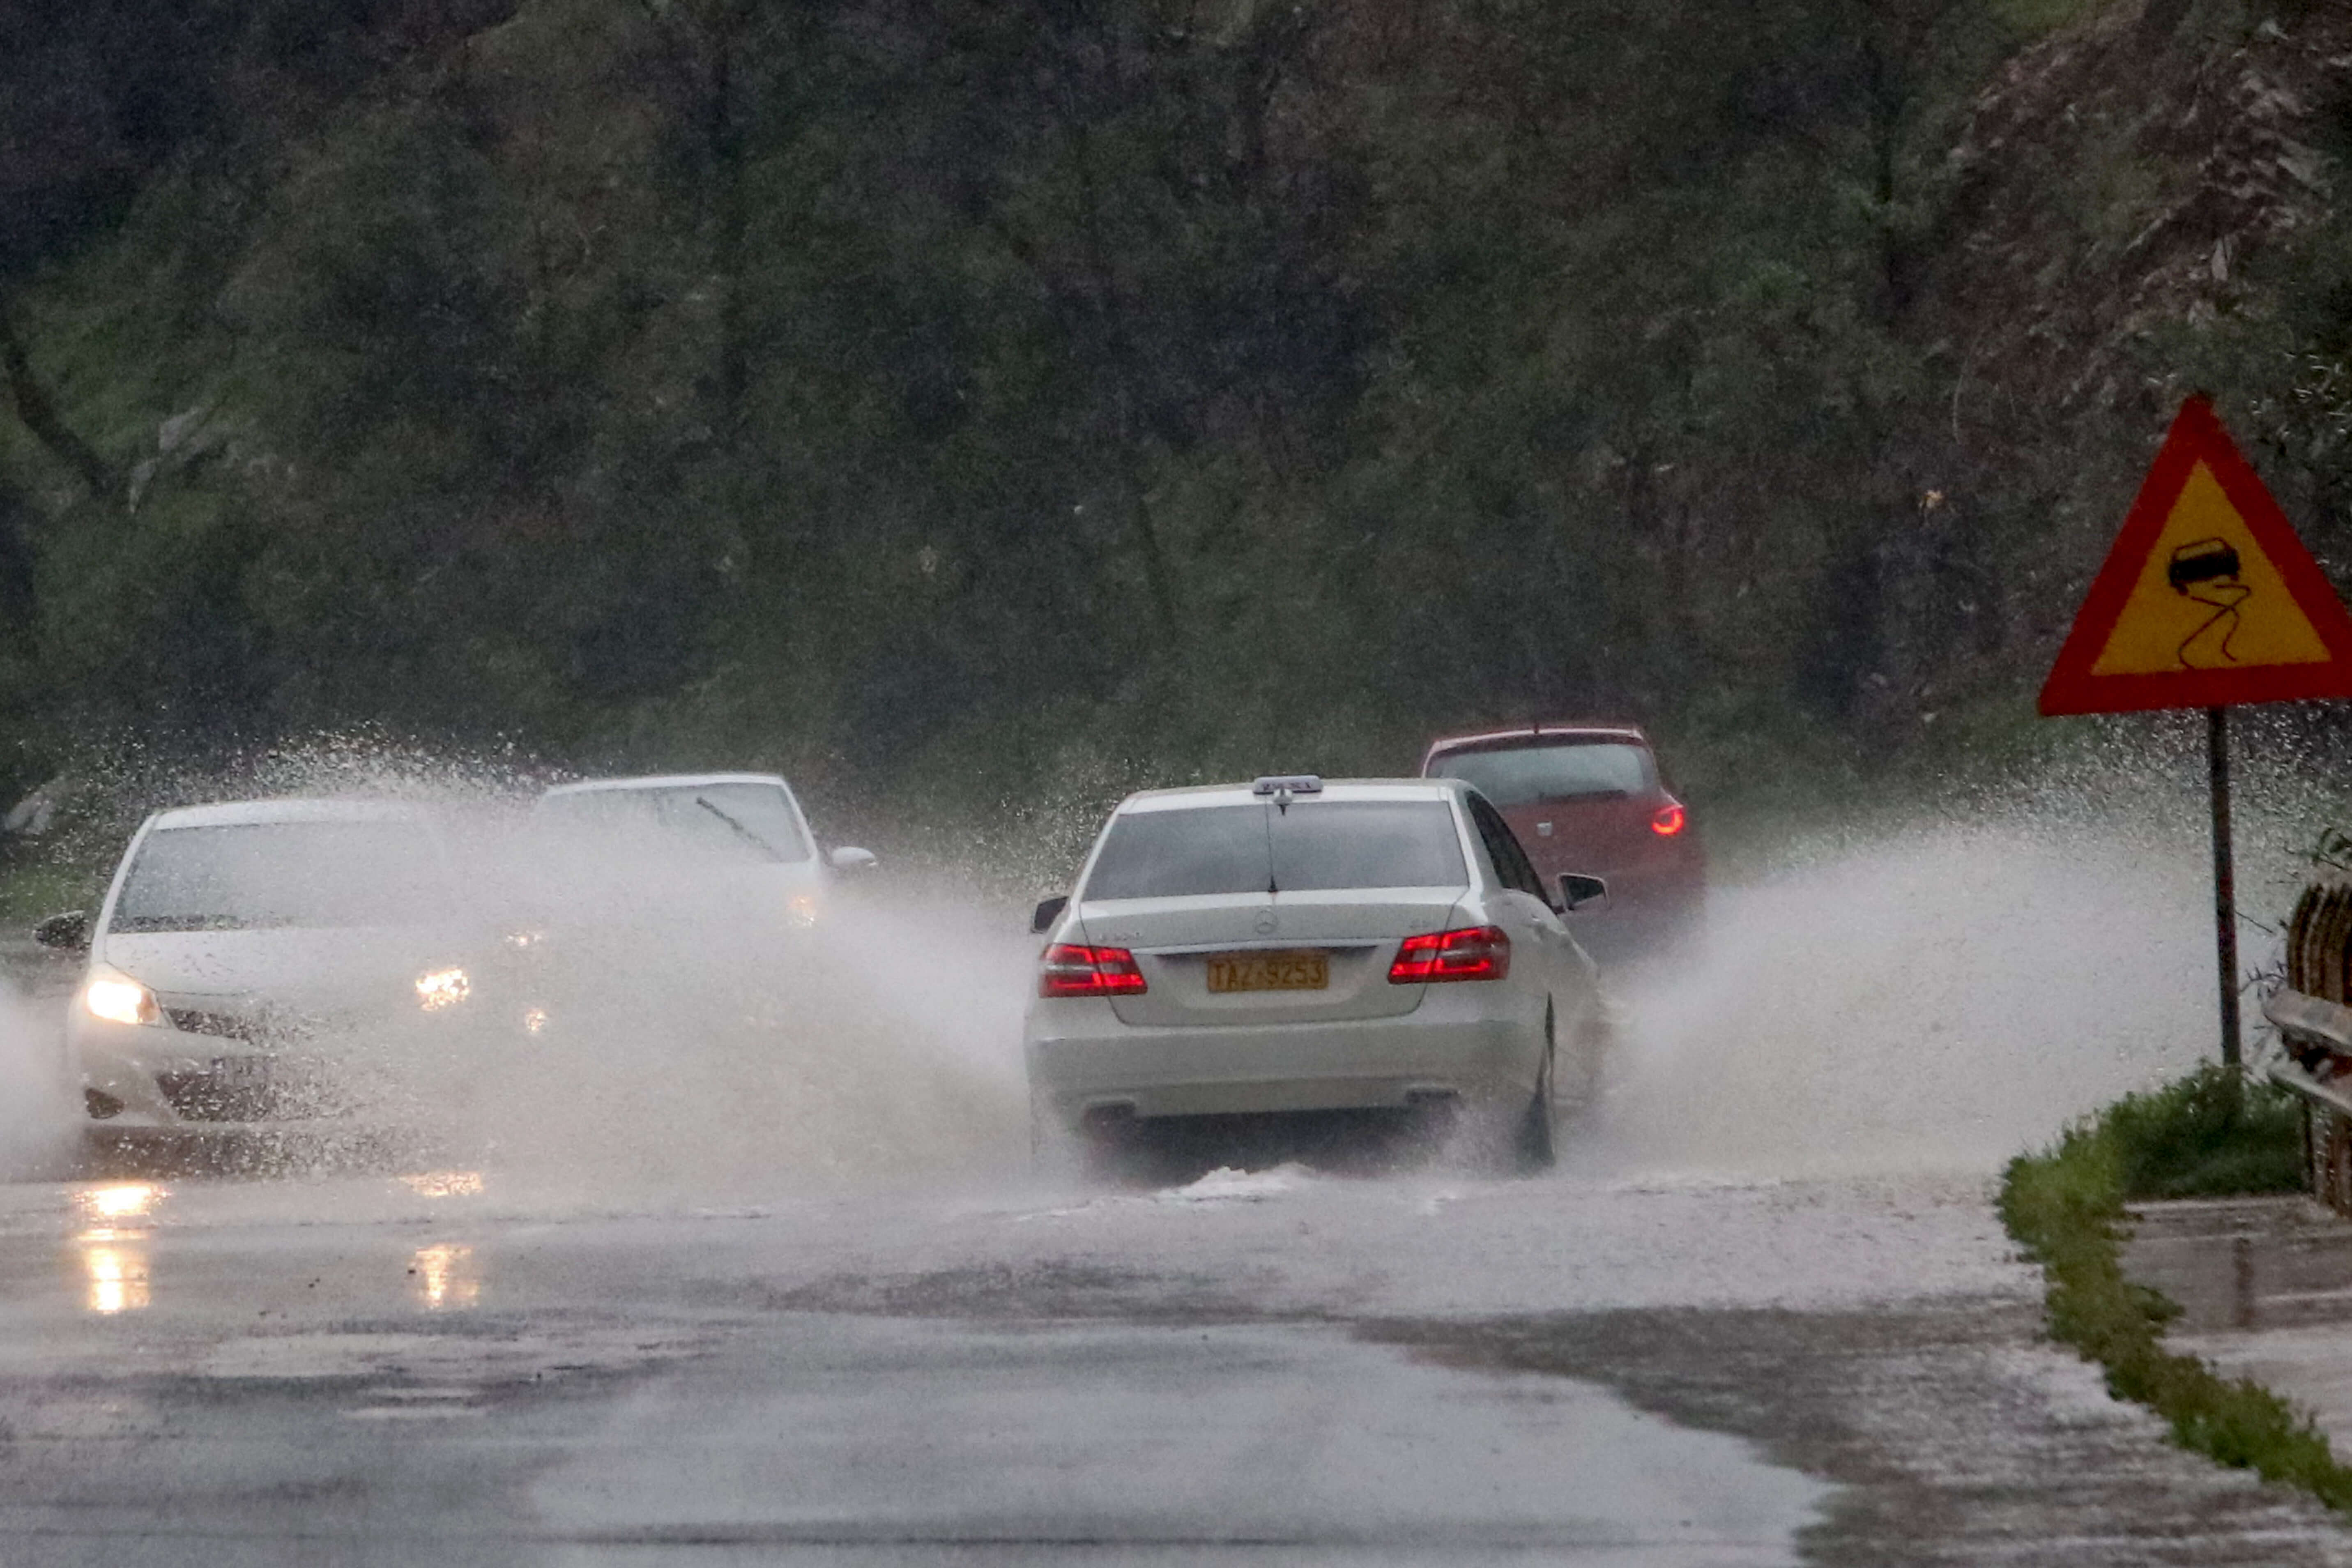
[2264,989,2352,1214]
[2268,879,2352,1212]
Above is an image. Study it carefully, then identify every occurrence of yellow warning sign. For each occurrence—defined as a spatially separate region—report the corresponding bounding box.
[2086,462,2333,676]
[2041,397,2352,715]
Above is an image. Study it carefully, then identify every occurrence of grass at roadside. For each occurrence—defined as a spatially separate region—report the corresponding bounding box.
[2000,1066,2352,1509]
[0,859,100,929]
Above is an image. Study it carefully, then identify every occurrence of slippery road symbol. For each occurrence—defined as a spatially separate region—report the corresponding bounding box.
[2041,396,2352,715]
[2079,455,2332,682]
[2166,538,2250,669]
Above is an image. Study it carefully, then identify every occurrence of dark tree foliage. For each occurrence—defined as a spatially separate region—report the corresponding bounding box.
[0,0,2339,817]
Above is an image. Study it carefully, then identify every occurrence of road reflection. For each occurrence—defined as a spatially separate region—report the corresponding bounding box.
[410,1242,480,1311]
[74,1182,166,1315]
[76,1181,165,1232]
[83,1245,151,1314]
[399,1170,486,1200]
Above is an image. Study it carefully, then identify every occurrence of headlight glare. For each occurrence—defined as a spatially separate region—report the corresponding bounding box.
[415,967,471,1012]
[84,972,161,1028]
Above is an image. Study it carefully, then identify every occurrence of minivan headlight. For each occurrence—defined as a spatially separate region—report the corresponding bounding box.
[415,967,471,1012]
[84,968,161,1028]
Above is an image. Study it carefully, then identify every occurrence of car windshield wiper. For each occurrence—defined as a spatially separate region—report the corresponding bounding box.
[114,913,253,933]
[694,796,782,860]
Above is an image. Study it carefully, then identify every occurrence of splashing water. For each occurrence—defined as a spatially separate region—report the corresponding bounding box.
[31,737,1037,1201]
[1571,812,2269,1181]
[0,976,73,1181]
[434,889,1033,1202]
[19,729,2349,1199]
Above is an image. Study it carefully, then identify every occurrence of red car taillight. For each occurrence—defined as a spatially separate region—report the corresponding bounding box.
[1651,802,1687,837]
[1388,926,1510,983]
[1039,943,1147,998]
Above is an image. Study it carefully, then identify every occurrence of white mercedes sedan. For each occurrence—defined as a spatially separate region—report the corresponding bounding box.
[1022,776,1609,1174]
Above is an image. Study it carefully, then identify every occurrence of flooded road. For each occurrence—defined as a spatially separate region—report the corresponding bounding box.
[4,806,2352,1562]
[0,1160,2347,1564]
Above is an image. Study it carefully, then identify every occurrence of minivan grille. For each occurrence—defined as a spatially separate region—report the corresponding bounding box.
[154,1057,342,1122]
[164,1008,260,1041]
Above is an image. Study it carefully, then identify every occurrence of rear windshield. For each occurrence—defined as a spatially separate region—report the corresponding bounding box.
[113,822,452,932]
[535,783,812,863]
[1426,742,1653,808]
[1082,801,1467,900]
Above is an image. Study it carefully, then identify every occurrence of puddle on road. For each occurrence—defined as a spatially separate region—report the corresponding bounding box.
[529,1315,1828,1566]
[79,1241,150,1315]
[409,1241,481,1310]
[69,1179,167,1315]
[195,1326,696,1382]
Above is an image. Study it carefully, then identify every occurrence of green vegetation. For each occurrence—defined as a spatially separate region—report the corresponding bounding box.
[0,859,95,926]
[2000,1066,2352,1508]
[2098,1066,2308,1198]
[2,0,2350,851]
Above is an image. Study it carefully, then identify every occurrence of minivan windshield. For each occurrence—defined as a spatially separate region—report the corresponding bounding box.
[113,821,453,933]
[535,783,812,863]
[1082,800,1467,900]
[1426,741,1652,808]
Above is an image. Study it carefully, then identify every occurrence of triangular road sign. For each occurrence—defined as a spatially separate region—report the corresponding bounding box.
[2041,396,2352,715]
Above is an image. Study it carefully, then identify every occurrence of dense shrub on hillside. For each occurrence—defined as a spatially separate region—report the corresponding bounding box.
[2,0,2349,819]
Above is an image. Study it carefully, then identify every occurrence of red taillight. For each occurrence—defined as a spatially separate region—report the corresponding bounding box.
[1651,802,1687,837]
[1039,943,1147,998]
[1388,925,1510,984]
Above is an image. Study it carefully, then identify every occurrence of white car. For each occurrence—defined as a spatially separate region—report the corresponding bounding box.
[41,798,486,1134]
[1022,776,1609,1172]
[531,773,875,932]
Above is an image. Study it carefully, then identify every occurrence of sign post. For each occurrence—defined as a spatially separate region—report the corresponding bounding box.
[2208,706,2238,1065]
[2041,396,2352,1067]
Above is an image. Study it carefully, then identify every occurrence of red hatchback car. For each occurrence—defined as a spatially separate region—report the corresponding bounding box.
[1419,724,1703,953]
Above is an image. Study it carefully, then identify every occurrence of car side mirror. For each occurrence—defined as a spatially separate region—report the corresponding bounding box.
[828,846,879,872]
[1558,874,1607,914]
[1031,894,1070,935]
[32,909,89,952]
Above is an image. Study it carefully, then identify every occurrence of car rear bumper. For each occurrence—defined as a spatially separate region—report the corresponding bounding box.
[1024,992,1542,1123]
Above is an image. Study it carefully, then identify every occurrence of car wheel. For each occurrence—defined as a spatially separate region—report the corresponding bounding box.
[1562,994,1613,1108]
[1514,1009,1558,1173]
[1031,1105,1124,1186]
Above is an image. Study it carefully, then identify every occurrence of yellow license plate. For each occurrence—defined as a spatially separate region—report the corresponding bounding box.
[1206,952,1330,993]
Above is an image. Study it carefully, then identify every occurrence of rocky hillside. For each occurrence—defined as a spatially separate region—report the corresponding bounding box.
[1931,0,2352,677]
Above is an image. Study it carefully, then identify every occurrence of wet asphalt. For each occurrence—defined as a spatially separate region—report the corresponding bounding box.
[11,879,2352,1567]
[2,1154,2351,1566]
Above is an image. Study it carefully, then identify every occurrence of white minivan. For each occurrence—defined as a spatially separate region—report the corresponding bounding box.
[531,773,875,932]
[1023,776,1609,1172]
[44,797,485,1133]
